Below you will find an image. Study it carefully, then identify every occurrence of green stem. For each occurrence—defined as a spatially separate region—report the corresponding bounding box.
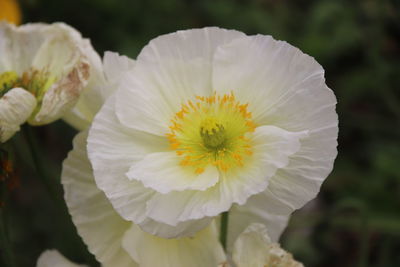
[23,125,59,202]
[0,184,16,267]
[22,125,99,266]
[220,211,229,251]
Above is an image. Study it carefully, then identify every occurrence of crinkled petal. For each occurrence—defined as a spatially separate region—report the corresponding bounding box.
[213,34,336,127]
[213,33,338,229]
[0,87,36,142]
[36,250,87,267]
[127,152,219,193]
[145,126,306,225]
[87,95,165,223]
[115,27,246,135]
[121,222,226,267]
[62,131,136,267]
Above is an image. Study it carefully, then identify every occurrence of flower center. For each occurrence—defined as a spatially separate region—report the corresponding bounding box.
[200,117,226,150]
[0,71,19,96]
[167,92,256,174]
[0,69,55,98]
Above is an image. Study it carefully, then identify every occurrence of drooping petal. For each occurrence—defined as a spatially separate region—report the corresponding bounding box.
[62,131,136,267]
[126,152,219,193]
[0,87,36,142]
[121,222,226,267]
[115,27,246,135]
[145,126,306,225]
[36,250,87,267]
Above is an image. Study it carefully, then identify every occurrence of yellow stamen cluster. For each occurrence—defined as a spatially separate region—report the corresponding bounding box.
[167,92,256,174]
[0,69,55,99]
[0,71,19,95]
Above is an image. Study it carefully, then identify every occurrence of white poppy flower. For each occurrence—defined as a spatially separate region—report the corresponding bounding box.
[0,21,93,141]
[87,27,338,238]
[219,223,303,267]
[62,131,226,267]
[36,250,87,267]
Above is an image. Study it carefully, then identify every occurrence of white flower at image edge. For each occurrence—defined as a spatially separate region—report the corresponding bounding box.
[37,250,86,267]
[0,21,95,142]
[86,27,338,240]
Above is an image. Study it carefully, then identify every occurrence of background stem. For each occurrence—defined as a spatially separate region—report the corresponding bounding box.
[220,211,229,251]
[0,183,16,267]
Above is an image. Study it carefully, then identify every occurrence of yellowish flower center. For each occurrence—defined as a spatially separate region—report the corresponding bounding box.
[0,71,19,95]
[0,70,55,99]
[167,92,256,174]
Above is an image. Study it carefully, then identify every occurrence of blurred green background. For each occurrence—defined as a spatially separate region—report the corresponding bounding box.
[2,0,400,266]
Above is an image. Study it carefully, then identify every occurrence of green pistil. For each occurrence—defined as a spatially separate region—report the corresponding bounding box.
[200,123,227,150]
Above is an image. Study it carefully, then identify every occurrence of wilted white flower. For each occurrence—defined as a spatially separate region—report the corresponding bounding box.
[0,21,94,142]
[86,27,338,238]
[36,250,86,267]
[220,223,303,267]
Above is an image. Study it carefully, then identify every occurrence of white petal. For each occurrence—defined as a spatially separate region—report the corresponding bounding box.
[36,250,87,267]
[62,42,106,130]
[0,87,36,142]
[233,224,304,267]
[232,223,271,267]
[138,216,213,239]
[62,131,136,267]
[213,34,336,127]
[103,51,136,84]
[127,152,219,193]
[63,51,136,130]
[87,96,165,222]
[0,22,46,74]
[115,27,246,135]
[121,222,226,267]
[145,126,305,225]
[227,192,291,252]
[213,33,338,233]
